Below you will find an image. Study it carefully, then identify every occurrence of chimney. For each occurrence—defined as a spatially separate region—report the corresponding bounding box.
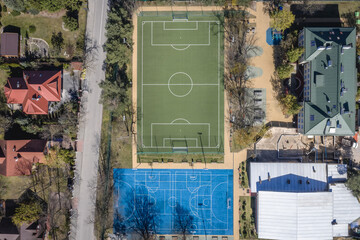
[268,172,271,181]
[13,145,16,152]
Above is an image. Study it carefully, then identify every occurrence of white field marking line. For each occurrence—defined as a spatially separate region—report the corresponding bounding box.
[168,72,193,98]
[217,22,220,149]
[170,118,191,124]
[150,123,210,148]
[141,22,144,147]
[163,138,198,148]
[141,22,221,149]
[143,83,219,86]
[150,21,211,46]
[171,45,191,51]
[163,21,198,30]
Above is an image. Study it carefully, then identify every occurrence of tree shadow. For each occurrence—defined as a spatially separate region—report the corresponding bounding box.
[3,25,21,34]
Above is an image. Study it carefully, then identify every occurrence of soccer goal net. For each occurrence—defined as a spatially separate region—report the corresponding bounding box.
[172,12,188,21]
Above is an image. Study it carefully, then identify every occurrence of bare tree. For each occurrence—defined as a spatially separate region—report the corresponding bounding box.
[126,190,159,240]
[173,204,194,240]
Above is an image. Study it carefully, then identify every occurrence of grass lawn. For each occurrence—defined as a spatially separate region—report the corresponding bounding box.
[101,106,133,169]
[3,175,32,199]
[239,196,257,239]
[137,13,224,155]
[1,5,86,57]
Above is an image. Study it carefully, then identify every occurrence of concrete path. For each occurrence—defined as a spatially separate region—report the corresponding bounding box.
[70,0,108,239]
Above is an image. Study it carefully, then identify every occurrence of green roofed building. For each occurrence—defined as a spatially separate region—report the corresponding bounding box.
[297,27,357,136]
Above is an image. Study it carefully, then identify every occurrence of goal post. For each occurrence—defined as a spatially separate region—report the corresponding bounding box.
[172,12,188,21]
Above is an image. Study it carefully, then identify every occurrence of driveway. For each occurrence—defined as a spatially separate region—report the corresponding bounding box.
[70,0,108,239]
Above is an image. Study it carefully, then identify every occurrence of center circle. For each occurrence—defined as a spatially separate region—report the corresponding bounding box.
[168,72,193,97]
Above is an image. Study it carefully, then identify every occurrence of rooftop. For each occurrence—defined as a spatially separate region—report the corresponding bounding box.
[249,162,328,193]
[301,27,356,136]
[0,32,19,57]
[4,70,62,115]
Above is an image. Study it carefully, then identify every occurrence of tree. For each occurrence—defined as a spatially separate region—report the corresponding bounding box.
[0,115,12,137]
[65,41,75,57]
[29,25,36,33]
[45,146,75,168]
[126,191,159,240]
[280,94,301,115]
[51,32,64,54]
[286,47,304,63]
[270,10,295,31]
[62,11,79,31]
[12,202,42,226]
[346,173,360,198]
[0,176,8,199]
[233,126,269,150]
[105,7,133,67]
[276,64,294,80]
[65,0,82,11]
[173,204,194,240]
[3,0,25,12]
[99,77,128,112]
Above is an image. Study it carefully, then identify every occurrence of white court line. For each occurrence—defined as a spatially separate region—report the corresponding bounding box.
[126,170,231,231]
[163,21,198,30]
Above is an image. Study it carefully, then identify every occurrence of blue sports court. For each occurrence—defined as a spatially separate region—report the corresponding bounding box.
[113,169,233,235]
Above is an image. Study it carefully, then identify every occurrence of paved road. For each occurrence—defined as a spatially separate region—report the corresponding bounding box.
[70,0,108,239]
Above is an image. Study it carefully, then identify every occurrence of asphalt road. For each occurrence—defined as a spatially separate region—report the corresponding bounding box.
[70,0,107,239]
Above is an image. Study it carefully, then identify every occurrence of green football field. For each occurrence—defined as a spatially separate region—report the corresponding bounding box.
[137,12,224,154]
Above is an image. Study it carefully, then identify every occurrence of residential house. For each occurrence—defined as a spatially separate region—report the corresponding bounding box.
[297,27,357,136]
[4,70,62,115]
[0,140,47,176]
[0,189,46,240]
[250,162,360,239]
[0,33,20,58]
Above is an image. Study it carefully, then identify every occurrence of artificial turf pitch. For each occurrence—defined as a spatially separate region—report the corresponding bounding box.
[137,12,224,154]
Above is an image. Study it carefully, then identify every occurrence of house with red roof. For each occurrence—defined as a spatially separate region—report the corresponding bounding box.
[4,70,62,115]
[0,140,47,176]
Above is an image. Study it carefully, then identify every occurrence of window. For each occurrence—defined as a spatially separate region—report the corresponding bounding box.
[311,40,315,46]
[310,115,315,121]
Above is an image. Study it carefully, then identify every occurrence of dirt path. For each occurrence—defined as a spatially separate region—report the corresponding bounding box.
[249,2,292,123]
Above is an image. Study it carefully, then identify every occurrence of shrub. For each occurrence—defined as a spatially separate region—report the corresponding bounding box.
[62,11,79,31]
[287,47,304,63]
[28,8,39,15]
[280,94,302,116]
[3,0,24,12]
[10,10,20,16]
[276,64,294,80]
[28,25,36,33]
[270,10,295,31]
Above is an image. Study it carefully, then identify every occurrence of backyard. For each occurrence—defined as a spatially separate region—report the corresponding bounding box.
[1,4,86,57]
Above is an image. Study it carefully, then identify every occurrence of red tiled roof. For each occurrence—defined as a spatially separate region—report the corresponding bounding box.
[0,33,19,57]
[4,71,62,115]
[0,140,47,176]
